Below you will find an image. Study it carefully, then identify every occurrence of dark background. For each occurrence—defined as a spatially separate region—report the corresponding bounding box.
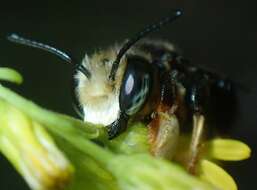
[0,0,256,189]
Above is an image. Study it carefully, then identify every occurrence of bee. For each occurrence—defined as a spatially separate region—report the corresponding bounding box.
[7,9,236,173]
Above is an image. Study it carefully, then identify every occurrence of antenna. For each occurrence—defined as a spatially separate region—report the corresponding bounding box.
[109,9,183,81]
[7,33,91,78]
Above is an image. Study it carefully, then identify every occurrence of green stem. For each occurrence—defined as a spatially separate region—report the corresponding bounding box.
[0,85,113,165]
[65,134,114,165]
[0,85,107,140]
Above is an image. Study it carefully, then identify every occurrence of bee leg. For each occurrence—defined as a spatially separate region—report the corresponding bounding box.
[149,104,180,160]
[148,70,184,160]
[107,112,128,139]
[185,82,207,174]
[187,113,205,174]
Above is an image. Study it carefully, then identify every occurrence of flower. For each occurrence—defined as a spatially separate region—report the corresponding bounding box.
[174,134,251,190]
[0,97,74,190]
[197,138,251,190]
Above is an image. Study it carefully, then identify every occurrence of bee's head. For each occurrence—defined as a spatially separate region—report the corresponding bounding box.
[75,43,158,127]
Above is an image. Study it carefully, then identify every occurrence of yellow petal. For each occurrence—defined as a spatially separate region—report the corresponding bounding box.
[0,101,73,190]
[207,138,251,161]
[198,159,237,190]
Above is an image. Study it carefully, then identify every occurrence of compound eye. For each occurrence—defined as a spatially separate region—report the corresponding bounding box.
[119,56,152,116]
